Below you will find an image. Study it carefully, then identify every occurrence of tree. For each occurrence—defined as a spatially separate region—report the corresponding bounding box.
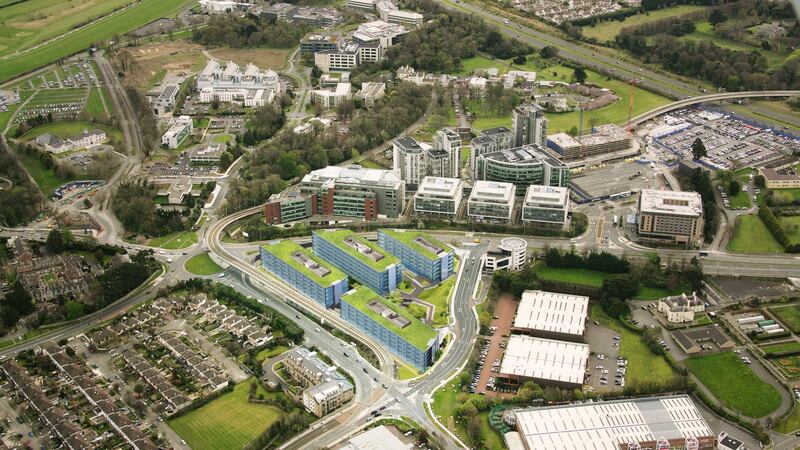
[512,55,527,64]
[574,67,587,84]
[728,180,741,195]
[754,175,766,188]
[540,46,559,58]
[46,228,64,254]
[133,383,145,395]
[64,301,85,320]
[691,138,707,160]
[708,9,726,26]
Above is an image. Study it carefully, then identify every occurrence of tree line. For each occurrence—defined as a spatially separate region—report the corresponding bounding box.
[191,13,311,49]
[113,180,213,236]
[0,138,44,227]
[758,205,800,252]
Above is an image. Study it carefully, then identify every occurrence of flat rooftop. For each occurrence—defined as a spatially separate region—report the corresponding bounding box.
[481,144,566,167]
[481,126,511,137]
[523,185,568,207]
[415,176,462,198]
[379,229,451,260]
[513,290,588,337]
[514,395,714,450]
[315,229,399,270]
[469,180,515,204]
[760,167,800,181]
[303,165,402,188]
[341,286,437,351]
[639,189,703,217]
[499,335,589,385]
[261,240,346,287]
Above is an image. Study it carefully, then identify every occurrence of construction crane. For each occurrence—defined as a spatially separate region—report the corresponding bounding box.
[627,78,642,133]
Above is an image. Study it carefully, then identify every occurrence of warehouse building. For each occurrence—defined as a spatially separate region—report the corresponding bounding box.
[638,189,704,247]
[313,229,402,296]
[260,240,349,308]
[413,176,463,218]
[510,395,715,450]
[467,180,516,222]
[475,145,570,193]
[377,229,454,283]
[521,185,569,229]
[340,286,439,371]
[512,290,588,342]
[497,335,589,388]
[298,165,405,219]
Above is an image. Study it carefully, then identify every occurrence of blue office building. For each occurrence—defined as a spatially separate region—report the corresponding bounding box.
[340,286,440,371]
[312,229,402,296]
[377,229,454,283]
[260,240,349,308]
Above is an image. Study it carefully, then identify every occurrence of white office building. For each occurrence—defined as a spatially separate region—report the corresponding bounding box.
[356,82,386,108]
[196,60,282,107]
[638,189,704,247]
[467,181,515,222]
[521,185,569,228]
[512,290,588,342]
[311,82,352,108]
[352,20,407,48]
[414,176,463,218]
[161,115,193,148]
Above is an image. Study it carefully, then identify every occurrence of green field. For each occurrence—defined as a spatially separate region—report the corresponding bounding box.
[14,147,77,193]
[168,380,283,450]
[184,253,223,275]
[727,215,785,253]
[727,190,752,209]
[681,22,787,68]
[685,351,782,417]
[590,305,677,387]
[582,5,707,42]
[776,403,800,434]
[21,121,122,142]
[769,305,800,334]
[534,264,686,300]
[419,276,455,327]
[256,345,289,362]
[761,341,800,356]
[778,216,800,245]
[0,0,196,83]
[147,230,198,250]
[456,55,514,76]
[85,87,108,120]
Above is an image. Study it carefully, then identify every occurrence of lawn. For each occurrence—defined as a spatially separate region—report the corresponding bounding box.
[778,216,800,245]
[681,22,787,68]
[727,190,752,209]
[634,285,690,301]
[456,55,513,76]
[14,147,77,193]
[432,381,505,450]
[397,362,419,380]
[184,253,223,275]
[582,5,707,42]
[590,305,676,388]
[86,87,108,120]
[256,345,289,362]
[355,158,387,169]
[147,230,198,250]
[760,341,800,356]
[769,305,800,334]
[534,263,607,287]
[0,0,197,82]
[419,277,455,328]
[776,402,800,434]
[168,379,282,450]
[727,215,785,253]
[685,351,782,418]
[20,121,123,142]
[212,134,233,144]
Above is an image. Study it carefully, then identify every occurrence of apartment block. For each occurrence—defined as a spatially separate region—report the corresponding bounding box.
[468,180,516,222]
[413,176,463,218]
[512,102,548,148]
[284,347,354,417]
[260,240,349,308]
[378,229,454,283]
[340,286,440,371]
[470,126,513,171]
[638,189,704,247]
[312,229,402,296]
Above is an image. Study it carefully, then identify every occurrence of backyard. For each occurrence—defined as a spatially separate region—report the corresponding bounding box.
[685,351,782,418]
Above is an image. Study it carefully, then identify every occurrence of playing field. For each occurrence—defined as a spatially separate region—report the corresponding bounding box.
[184,253,223,275]
[0,0,196,82]
[685,351,782,418]
[769,305,800,334]
[778,216,800,245]
[727,215,785,253]
[168,380,282,450]
[581,5,707,42]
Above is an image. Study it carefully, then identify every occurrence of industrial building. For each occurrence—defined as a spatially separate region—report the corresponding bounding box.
[546,124,632,161]
[475,145,570,193]
[260,240,349,308]
[482,237,528,273]
[413,176,464,218]
[313,229,402,296]
[467,181,516,222]
[638,189,704,247]
[196,60,282,107]
[161,115,193,148]
[497,335,589,388]
[377,229,454,283]
[340,286,440,371]
[512,290,588,342]
[470,126,513,171]
[521,185,569,228]
[298,165,405,219]
[510,395,715,450]
[512,102,548,148]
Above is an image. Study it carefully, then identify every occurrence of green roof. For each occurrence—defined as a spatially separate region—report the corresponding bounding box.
[314,229,400,271]
[379,229,451,261]
[261,240,347,287]
[342,286,437,351]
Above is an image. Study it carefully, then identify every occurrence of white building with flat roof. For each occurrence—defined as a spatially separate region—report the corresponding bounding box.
[512,290,588,341]
[482,236,528,273]
[311,82,352,108]
[467,180,515,222]
[342,425,411,450]
[498,335,589,388]
[161,115,193,148]
[414,176,463,218]
[352,20,407,48]
[638,189,704,247]
[197,60,282,107]
[521,185,569,229]
[511,395,715,450]
[356,82,386,108]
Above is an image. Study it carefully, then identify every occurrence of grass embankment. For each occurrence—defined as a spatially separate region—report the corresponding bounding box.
[534,263,688,300]
[184,253,223,275]
[146,230,198,250]
[685,351,782,418]
[432,382,505,450]
[727,215,785,254]
[419,277,455,328]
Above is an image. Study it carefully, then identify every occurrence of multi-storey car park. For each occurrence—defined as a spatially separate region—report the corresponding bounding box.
[340,285,440,371]
[377,229,455,284]
[312,229,402,296]
[260,240,349,308]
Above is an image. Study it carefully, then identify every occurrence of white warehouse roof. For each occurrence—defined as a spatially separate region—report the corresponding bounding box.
[514,395,714,450]
[499,335,589,385]
[513,290,588,337]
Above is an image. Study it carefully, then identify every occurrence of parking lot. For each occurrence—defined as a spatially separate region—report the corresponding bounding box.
[571,161,663,200]
[584,320,627,393]
[147,152,219,177]
[710,276,796,301]
[469,294,516,397]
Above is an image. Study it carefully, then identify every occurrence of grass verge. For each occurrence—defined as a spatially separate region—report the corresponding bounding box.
[184,253,223,276]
